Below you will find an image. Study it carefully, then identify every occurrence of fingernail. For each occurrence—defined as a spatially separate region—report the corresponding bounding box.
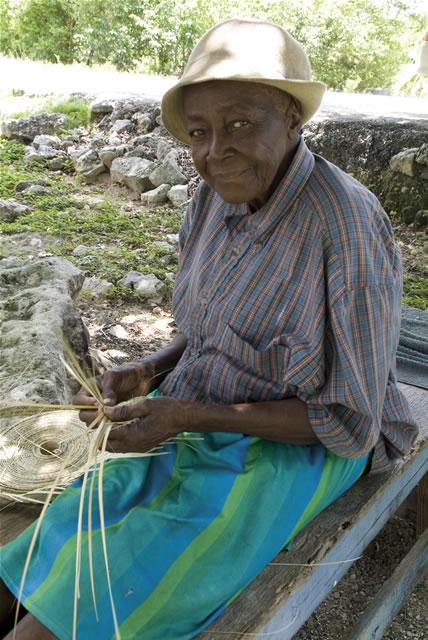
[103,397,113,405]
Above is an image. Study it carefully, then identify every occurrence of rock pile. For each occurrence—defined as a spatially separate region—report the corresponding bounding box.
[2,97,193,209]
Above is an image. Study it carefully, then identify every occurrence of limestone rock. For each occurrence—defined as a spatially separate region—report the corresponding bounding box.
[141,184,170,206]
[90,134,108,150]
[166,233,179,246]
[15,179,49,193]
[157,139,173,162]
[389,149,418,177]
[414,210,428,229]
[48,156,68,170]
[25,143,60,162]
[0,257,87,405]
[90,99,114,114]
[0,112,67,143]
[134,113,153,134]
[110,157,156,194]
[132,134,159,152]
[108,325,129,340]
[0,232,63,258]
[415,143,428,167]
[82,275,113,298]
[32,134,61,149]
[73,245,92,257]
[118,272,167,303]
[30,237,43,249]
[153,241,173,250]
[0,199,31,222]
[108,133,122,146]
[60,135,78,150]
[20,184,51,196]
[128,135,158,161]
[71,149,106,181]
[110,97,155,123]
[168,184,189,206]
[111,119,133,134]
[149,158,187,187]
[125,145,153,160]
[99,145,127,168]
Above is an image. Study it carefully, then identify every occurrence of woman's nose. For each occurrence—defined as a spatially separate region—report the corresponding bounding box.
[207,129,230,160]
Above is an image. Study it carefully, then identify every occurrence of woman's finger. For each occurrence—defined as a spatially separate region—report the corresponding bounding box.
[103,400,150,423]
[72,392,98,406]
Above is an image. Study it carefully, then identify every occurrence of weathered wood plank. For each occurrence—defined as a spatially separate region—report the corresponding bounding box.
[0,501,42,548]
[196,384,428,638]
[416,472,428,535]
[349,528,428,640]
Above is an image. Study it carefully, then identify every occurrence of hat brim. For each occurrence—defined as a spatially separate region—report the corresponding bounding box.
[161,77,326,146]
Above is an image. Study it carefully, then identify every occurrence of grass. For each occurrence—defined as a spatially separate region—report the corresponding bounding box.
[0,138,182,298]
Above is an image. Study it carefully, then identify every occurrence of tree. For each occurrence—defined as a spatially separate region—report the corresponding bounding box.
[0,0,426,92]
[12,0,77,64]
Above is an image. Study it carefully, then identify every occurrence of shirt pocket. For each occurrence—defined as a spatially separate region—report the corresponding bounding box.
[209,323,291,384]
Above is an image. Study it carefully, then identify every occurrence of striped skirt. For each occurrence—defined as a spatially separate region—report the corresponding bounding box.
[0,417,368,639]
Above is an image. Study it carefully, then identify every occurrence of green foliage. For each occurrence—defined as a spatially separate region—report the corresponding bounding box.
[398,73,428,98]
[402,274,428,310]
[0,0,15,56]
[0,139,46,198]
[0,0,426,90]
[47,98,92,130]
[9,0,77,64]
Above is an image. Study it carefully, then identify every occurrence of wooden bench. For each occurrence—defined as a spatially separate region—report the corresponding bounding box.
[1,383,427,639]
[197,383,428,640]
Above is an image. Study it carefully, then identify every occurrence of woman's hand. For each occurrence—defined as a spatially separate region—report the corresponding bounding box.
[103,396,195,453]
[72,361,156,427]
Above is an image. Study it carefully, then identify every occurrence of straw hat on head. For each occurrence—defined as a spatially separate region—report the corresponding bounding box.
[161,18,326,145]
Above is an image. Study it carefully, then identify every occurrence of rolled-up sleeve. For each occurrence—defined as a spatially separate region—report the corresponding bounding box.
[298,282,403,459]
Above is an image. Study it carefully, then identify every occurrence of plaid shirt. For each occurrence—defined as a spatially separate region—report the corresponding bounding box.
[160,139,418,473]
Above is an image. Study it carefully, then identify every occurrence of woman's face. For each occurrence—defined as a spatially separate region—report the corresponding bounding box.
[183,81,302,210]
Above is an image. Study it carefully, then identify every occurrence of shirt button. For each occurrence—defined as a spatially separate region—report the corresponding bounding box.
[190,348,198,356]
[201,298,208,305]
[247,217,253,224]
[232,247,240,255]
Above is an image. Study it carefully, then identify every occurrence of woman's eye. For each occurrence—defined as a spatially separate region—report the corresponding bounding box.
[190,129,204,138]
[232,120,249,129]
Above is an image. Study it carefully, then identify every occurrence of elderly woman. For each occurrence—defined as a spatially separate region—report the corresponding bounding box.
[0,18,418,640]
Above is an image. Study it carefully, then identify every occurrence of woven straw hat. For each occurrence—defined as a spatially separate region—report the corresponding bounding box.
[161,18,326,145]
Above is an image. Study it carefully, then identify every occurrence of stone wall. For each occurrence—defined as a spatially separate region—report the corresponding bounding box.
[305,119,428,227]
